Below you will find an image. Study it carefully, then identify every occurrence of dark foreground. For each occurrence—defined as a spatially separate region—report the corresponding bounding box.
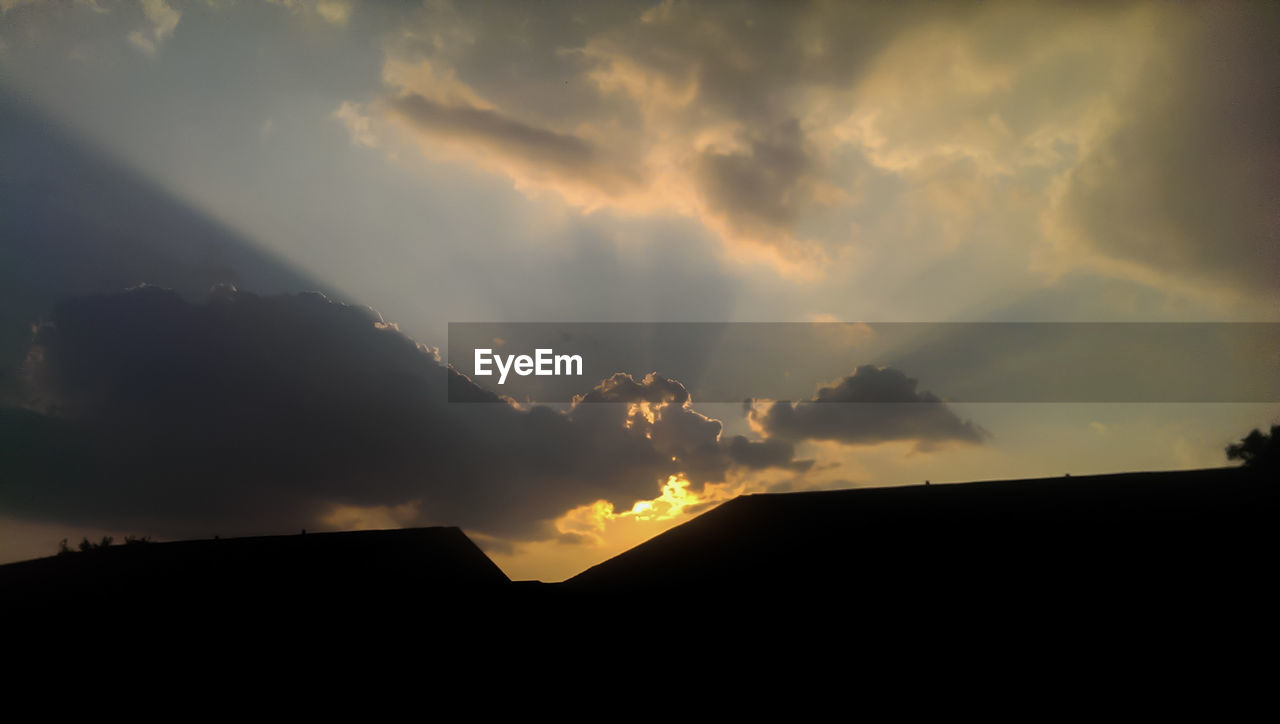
[3,467,1275,662]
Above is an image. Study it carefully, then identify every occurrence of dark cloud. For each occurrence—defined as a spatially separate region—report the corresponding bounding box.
[0,96,328,401]
[748,365,987,449]
[725,435,812,472]
[569,371,813,484]
[696,119,814,242]
[0,287,801,542]
[388,93,636,194]
[391,93,594,167]
[574,371,689,406]
[1053,3,1280,295]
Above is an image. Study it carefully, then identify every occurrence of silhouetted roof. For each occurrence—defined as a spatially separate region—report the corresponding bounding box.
[567,467,1275,594]
[0,526,509,609]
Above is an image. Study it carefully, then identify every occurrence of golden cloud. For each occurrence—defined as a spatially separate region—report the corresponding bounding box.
[335,1,1277,298]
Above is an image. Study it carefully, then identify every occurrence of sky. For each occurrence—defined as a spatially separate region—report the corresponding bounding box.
[0,0,1277,581]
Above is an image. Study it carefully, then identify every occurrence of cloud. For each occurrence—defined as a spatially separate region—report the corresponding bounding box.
[335,1,922,273]
[333,102,378,148]
[574,371,689,406]
[0,287,804,542]
[314,0,351,27]
[748,365,987,449]
[553,473,701,546]
[265,0,353,28]
[571,371,814,484]
[328,0,1277,298]
[1,0,41,14]
[387,92,639,197]
[1042,2,1280,296]
[694,118,816,246]
[127,0,179,56]
[724,434,809,471]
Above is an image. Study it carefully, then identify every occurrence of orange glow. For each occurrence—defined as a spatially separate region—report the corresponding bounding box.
[555,474,700,544]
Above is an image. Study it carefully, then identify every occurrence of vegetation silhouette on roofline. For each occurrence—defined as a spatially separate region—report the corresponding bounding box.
[1226,425,1279,473]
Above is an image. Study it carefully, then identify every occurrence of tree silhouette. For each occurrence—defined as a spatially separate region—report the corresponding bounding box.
[1226,424,1278,472]
[56,534,150,555]
[74,535,114,553]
